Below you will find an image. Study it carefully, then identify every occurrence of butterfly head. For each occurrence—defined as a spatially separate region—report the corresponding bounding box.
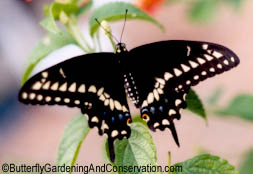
[116,43,128,53]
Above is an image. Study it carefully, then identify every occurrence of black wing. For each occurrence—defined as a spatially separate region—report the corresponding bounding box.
[19,53,132,162]
[127,40,240,145]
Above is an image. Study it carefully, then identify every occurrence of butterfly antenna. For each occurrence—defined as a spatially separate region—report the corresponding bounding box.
[95,18,120,43]
[120,9,128,43]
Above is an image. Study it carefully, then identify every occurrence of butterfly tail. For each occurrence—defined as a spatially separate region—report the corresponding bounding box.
[108,138,115,162]
[169,121,180,147]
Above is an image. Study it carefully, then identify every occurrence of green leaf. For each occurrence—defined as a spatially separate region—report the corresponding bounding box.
[132,115,146,126]
[104,140,111,163]
[114,123,158,174]
[57,114,90,174]
[53,2,79,19]
[104,117,147,162]
[21,31,77,85]
[40,18,59,34]
[40,4,59,33]
[76,0,93,17]
[174,154,239,174]
[239,149,253,174]
[44,2,79,19]
[189,0,220,23]
[186,89,206,120]
[89,2,165,37]
[216,94,253,121]
[41,2,79,33]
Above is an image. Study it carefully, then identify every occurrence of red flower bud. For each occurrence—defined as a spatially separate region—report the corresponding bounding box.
[135,0,164,14]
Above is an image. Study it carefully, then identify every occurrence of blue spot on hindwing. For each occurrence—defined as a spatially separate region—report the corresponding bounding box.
[150,106,155,114]
[159,106,163,112]
[118,114,123,120]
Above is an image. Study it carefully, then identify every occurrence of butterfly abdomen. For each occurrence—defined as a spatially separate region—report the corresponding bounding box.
[124,73,140,107]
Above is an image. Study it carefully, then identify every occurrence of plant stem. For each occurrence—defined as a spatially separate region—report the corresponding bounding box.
[67,15,94,53]
[168,151,171,174]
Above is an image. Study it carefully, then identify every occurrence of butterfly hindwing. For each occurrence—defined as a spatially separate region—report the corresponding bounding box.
[127,40,240,144]
[19,53,132,161]
[140,88,188,146]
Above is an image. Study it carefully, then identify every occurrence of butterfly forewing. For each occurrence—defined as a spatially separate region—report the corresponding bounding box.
[128,40,240,143]
[19,53,132,161]
[129,40,239,95]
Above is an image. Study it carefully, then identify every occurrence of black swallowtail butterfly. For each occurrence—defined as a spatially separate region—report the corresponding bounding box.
[18,13,240,161]
[18,40,240,161]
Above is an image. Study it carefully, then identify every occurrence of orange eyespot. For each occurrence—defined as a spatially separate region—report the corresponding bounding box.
[127,118,132,125]
[142,113,150,121]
